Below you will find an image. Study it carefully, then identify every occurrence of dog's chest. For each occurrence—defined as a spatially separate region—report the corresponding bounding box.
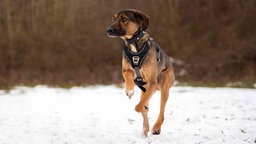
[130,44,137,53]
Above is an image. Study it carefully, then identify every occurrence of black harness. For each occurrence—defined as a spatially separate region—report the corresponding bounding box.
[122,41,150,69]
[125,31,146,45]
[123,41,150,92]
[122,31,161,92]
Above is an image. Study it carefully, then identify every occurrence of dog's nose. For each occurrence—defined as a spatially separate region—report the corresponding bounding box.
[107,27,114,35]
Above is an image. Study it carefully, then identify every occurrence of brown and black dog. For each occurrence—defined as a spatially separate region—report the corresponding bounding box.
[107,9,175,137]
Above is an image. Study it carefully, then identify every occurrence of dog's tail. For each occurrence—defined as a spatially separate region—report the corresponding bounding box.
[169,57,184,66]
[169,57,187,77]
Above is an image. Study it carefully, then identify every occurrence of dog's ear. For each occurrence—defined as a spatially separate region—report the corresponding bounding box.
[133,10,149,31]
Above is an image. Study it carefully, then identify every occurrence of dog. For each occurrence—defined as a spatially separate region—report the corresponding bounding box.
[107,9,175,137]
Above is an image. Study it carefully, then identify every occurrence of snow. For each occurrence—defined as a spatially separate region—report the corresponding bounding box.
[0,85,255,144]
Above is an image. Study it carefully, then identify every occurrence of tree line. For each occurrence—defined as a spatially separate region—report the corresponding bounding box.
[0,0,255,88]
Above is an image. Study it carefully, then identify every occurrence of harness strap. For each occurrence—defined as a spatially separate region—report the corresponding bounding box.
[122,38,162,93]
[156,46,161,62]
[125,31,145,45]
[122,41,150,69]
[134,67,147,92]
[123,41,150,92]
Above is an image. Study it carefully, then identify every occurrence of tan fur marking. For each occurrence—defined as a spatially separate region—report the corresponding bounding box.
[130,44,137,52]
[123,22,139,39]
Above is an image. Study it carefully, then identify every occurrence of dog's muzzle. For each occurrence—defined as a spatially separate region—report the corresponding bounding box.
[106,27,125,37]
[106,27,115,36]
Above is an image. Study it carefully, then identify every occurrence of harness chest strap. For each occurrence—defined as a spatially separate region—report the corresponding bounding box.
[122,39,162,93]
[122,41,150,92]
[134,67,147,92]
[123,41,150,68]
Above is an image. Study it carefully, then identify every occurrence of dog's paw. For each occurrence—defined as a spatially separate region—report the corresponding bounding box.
[152,123,161,135]
[125,89,134,98]
[152,130,161,135]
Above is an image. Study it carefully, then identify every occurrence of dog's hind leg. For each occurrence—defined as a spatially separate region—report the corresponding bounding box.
[152,87,169,135]
[152,68,174,135]
[141,108,149,137]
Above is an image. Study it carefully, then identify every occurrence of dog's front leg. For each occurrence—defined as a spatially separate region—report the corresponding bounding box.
[135,81,157,112]
[122,59,135,98]
[123,69,135,98]
[141,99,151,137]
[142,109,149,137]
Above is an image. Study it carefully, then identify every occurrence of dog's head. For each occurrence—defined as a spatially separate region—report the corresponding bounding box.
[107,9,149,39]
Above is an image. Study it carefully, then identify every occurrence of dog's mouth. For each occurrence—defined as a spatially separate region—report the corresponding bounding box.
[106,27,126,37]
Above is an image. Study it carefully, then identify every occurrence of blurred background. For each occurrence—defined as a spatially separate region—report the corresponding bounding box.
[0,0,255,88]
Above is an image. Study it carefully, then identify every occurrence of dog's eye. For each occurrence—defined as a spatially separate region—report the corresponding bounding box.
[122,18,128,22]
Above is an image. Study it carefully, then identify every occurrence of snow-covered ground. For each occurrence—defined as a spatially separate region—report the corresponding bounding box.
[0,85,255,144]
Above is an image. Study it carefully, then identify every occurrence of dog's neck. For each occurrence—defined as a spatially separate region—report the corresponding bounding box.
[122,31,149,53]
